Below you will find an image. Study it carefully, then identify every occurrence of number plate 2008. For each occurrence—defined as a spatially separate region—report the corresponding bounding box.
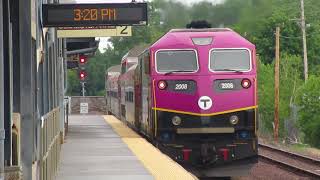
[220,82,234,89]
[166,80,196,94]
[175,83,188,90]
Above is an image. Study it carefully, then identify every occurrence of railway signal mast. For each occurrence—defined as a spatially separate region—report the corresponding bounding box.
[79,56,87,96]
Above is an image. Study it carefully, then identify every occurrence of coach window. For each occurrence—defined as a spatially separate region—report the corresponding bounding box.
[156,50,198,73]
[129,92,134,102]
[127,92,129,102]
[210,49,251,72]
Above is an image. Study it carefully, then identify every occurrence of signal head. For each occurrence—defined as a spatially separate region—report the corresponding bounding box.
[79,55,87,64]
[79,70,87,81]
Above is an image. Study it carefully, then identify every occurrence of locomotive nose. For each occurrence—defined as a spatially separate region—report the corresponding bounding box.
[155,75,255,115]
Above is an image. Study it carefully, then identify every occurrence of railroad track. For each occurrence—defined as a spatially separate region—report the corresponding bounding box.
[258,143,320,179]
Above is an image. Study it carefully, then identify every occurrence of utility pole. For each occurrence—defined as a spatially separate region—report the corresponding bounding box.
[0,0,5,179]
[300,0,308,81]
[274,27,280,143]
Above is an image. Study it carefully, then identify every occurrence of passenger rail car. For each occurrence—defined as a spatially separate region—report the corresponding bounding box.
[105,65,121,118]
[106,28,258,177]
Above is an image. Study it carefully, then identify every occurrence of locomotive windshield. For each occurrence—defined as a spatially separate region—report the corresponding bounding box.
[210,49,251,72]
[156,50,198,73]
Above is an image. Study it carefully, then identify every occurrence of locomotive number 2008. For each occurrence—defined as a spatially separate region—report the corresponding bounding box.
[175,84,188,90]
[220,82,234,89]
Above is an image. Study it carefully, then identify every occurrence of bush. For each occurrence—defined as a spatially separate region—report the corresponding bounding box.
[296,76,320,148]
[258,60,274,134]
[258,54,303,138]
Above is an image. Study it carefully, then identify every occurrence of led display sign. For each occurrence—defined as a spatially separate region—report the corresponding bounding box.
[43,3,148,27]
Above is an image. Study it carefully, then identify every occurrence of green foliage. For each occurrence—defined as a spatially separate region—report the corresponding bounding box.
[258,54,304,136]
[66,70,80,96]
[296,76,320,148]
[257,59,274,133]
[279,54,304,137]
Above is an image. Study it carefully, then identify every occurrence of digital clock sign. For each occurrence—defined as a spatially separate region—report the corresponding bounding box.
[42,3,148,27]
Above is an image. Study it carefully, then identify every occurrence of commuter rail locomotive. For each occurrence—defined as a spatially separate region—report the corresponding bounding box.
[105,28,258,177]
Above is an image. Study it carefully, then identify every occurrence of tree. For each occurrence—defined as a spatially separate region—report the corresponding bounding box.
[296,76,320,147]
[66,69,80,95]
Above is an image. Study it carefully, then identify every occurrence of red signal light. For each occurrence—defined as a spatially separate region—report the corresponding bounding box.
[158,80,167,90]
[79,71,87,80]
[241,79,251,89]
[79,55,87,64]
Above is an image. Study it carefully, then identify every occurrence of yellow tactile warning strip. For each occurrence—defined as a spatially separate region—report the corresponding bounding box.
[103,115,198,180]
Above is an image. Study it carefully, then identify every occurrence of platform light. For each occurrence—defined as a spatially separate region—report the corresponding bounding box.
[172,116,182,126]
[241,79,251,89]
[229,115,239,125]
[158,80,167,90]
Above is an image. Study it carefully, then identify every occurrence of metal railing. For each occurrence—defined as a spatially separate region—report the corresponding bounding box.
[64,97,71,135]
[40,108,61,180]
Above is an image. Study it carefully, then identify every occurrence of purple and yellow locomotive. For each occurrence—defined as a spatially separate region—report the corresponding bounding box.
[106,28,258,177]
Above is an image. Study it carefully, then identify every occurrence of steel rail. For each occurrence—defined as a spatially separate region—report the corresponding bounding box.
[259,143,320,166]
[258,143,320,179]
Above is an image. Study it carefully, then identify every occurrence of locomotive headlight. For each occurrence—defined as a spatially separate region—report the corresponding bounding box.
[229,115,239,125]
[172,116,182,126]
[241,79,251,89]
[158,80,167,90]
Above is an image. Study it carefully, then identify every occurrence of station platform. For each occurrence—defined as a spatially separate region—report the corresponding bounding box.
[56,115,197,180]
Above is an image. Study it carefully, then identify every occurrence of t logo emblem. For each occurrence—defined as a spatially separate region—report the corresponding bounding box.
[198,96,213,110]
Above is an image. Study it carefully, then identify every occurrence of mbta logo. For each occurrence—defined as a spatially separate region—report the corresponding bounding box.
[198,96,213,110]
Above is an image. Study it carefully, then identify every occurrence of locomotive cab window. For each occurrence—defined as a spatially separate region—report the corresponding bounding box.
[210,49,251,72]
[156,50,198,73]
